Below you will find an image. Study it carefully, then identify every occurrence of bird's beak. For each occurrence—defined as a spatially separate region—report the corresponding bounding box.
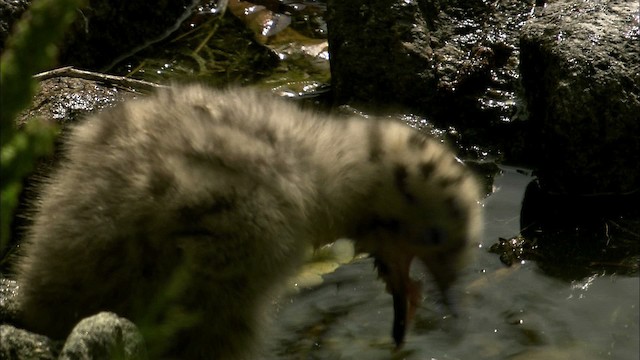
[374,253,421,349]
[374,250,459,349]
[418,251,459,315]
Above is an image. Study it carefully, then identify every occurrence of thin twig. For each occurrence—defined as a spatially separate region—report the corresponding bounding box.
[33,66,167,93]
[194,20,221,55]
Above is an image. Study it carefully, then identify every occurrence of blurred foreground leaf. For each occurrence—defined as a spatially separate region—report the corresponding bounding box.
[0,0,86,256]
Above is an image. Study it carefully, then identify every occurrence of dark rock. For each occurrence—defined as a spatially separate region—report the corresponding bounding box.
[0,325,58,360]
[0,0,30,53]
[426,0,529,119]
[326,0,536,158]
[520,0,640,195]
[326,0,436,110]
[520,180,640,237]
[59,312,147,360]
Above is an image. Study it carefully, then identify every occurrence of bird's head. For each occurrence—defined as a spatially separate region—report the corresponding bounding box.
[350,126,482,348]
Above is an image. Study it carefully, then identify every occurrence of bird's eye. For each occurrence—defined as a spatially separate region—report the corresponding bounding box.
[422,228,445,246]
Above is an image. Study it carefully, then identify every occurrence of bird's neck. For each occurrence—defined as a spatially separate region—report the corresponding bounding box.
[301,118,382,248]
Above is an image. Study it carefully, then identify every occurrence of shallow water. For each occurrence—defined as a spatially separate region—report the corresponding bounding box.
[267,167,639,359]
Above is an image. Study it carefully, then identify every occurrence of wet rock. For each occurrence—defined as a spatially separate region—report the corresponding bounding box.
[326,0,536,158]
[426,0,532,126]
[489,234,536,268]
[0,0,30,52]
[0,325,58,360]
[0,278,20,324]
[59,312,147,360]
[2,282,146,358]
[326,0,436,110]
[18,76,138,128]
[520,0,640,195]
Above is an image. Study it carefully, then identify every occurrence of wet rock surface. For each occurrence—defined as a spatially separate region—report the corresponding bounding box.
[326,0,436,110]
[520,0,640,195]
[17,76,138,128]
[0,324,58,360]
[327,0,534,158]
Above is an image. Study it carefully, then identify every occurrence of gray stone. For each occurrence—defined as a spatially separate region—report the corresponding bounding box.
[520,0,640,194]
[1,282,147,359]
[59,312,148,360]
[0,325,57,360]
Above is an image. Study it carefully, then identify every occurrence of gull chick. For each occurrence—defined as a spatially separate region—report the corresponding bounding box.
[14,85,482,359]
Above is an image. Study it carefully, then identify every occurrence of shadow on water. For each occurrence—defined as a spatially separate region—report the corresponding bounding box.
[268,166,639,359]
